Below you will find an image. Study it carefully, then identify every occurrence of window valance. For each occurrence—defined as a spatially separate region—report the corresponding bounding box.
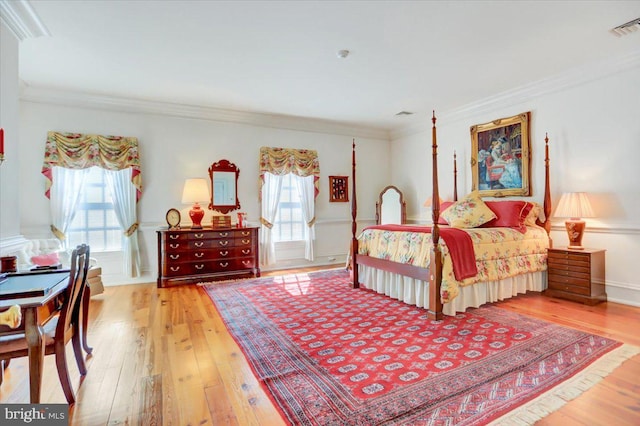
[42,131,142,201]
[259,147,320,199]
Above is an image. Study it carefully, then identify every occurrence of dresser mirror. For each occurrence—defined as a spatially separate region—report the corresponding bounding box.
[376,185,407,225]
[208,159,241,214]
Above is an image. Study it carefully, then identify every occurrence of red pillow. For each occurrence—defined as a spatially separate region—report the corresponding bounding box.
[436,201,454,225]
[481,201,534,233]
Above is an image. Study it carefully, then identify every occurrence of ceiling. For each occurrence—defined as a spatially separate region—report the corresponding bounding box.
[12,1,640,132]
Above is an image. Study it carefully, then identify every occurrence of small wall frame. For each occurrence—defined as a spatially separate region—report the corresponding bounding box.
[329,176,349,202]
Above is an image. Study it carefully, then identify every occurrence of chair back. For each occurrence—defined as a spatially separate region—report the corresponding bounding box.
[55,244,90,340]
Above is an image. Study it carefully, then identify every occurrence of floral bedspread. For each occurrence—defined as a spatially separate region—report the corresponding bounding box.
[357,225,549,303]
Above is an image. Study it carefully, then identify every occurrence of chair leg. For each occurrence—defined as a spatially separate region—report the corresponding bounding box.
[81,286,93,354]
[54,340,76,404]
[72,331,87,375]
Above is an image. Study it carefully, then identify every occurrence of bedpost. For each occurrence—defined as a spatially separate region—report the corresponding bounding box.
[538,133,553,247]
[453,150,458,202]
[428,111,444,320]
[351,139,359,289]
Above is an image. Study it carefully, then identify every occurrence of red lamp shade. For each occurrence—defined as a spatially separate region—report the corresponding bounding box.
[181,178,210,229]
[554,192,595,250]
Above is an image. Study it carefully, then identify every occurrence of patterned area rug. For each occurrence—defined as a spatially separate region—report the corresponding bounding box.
[202,269,639,425]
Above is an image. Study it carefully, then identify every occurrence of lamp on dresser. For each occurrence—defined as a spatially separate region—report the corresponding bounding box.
[181,178,210,229]
[554,192,594,250]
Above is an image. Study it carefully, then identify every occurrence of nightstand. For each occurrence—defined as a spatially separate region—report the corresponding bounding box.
[545,247,606,305]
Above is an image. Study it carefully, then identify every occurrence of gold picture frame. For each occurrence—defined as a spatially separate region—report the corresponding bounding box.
[470,112,531,197]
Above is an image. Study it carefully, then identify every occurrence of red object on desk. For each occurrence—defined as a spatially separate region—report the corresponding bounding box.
[0,127,4,154]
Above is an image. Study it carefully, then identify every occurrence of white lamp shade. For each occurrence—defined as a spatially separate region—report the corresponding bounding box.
[181,178,210,204]
[554,192,595,219]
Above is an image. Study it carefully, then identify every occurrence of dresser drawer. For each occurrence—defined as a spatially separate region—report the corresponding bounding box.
[547,274,590,290]
[189,246,255,260]
[547,268,590,282]
[547,280,592,296]
[164,232,189,243]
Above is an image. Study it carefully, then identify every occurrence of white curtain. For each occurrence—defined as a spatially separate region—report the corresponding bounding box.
[49,167,89,245]
[293,174,315,261]
[104,168,141,277]
[260,172,284,266]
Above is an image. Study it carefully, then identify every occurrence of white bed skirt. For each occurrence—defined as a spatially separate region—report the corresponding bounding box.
[358,264,547,317]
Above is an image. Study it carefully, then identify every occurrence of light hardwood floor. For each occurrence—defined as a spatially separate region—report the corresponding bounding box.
[1,269,639,425]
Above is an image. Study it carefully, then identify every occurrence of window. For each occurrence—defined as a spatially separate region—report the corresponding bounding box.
[272,174,305,242]
[67,167,122,251]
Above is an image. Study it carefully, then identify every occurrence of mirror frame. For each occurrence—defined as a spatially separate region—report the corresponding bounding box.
[208,159,241,214]
[376,185,407,225]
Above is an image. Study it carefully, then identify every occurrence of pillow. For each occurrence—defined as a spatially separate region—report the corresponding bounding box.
[481,200,534,233]
[31,252,60,267]
[524,202,542,227]
[437,201,454,225]
[440,192,496,228]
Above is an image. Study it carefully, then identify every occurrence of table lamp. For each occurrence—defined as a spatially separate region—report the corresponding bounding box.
[554,192,594,250]
[181,178,210,229]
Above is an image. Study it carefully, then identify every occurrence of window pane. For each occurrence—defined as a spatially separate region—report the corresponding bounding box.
[271,174,306,242]
[105,230,122,250]
[66,167,122,252]
[73,212,86,228]
[106,210,119,227]
[85,186,103,203]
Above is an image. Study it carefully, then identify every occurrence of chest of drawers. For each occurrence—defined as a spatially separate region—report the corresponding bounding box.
[157,227,260,287]
[545,247,606,305]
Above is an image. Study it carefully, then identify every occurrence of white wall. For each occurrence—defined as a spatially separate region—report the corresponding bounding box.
[17,98,390,284]
[0,21,22,250]
[391,65,640,306]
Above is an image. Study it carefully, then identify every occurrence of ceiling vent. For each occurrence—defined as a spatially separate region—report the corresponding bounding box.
[610,17,640,37]
[395,111,414,116]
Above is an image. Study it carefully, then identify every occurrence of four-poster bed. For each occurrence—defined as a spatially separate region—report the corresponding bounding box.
[351,112,552,320]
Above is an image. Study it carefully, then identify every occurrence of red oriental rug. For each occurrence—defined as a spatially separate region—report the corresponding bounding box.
[202,269,638,425]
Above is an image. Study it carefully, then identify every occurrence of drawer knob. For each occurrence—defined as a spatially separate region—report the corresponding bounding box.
[195,233,204,238]
[169,235,179,240]
[195,264,205,270]
[242,260,251,265]
[170,243,180,249]
[242,239,250,244]
[169,254,180,260]
[220,251,228,256]
[220,232,228,237]
[219,262,229,268]
[195,242,204,247]
[195,253,204,258]
[242,249,250,255]
[219,241,229,246]
[241,231,250,236]
[170,266,180,272]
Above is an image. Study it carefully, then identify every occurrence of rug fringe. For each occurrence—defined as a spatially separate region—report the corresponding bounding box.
[196,278,249,286]
[490,344,640,425]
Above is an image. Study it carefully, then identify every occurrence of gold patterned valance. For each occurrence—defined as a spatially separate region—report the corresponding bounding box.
[42,131,142,201]
[259,147,320,199]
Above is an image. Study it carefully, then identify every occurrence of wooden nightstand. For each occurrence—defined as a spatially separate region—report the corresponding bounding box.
[545,247,606,305]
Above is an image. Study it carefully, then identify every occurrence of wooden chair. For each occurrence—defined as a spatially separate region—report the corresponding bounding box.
[0,244,91,404]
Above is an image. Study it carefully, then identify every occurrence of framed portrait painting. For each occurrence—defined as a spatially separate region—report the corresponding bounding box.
[470,111,531,197]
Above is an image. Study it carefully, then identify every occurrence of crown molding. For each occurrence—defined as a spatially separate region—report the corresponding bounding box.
[390,49,640,140]
[0,0,49,41]
[19,85,390,141]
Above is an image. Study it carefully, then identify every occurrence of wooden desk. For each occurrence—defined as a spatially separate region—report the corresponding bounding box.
[0,271,70,403]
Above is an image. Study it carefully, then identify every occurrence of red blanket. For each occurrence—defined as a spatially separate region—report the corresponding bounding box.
[362,224,478,280]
